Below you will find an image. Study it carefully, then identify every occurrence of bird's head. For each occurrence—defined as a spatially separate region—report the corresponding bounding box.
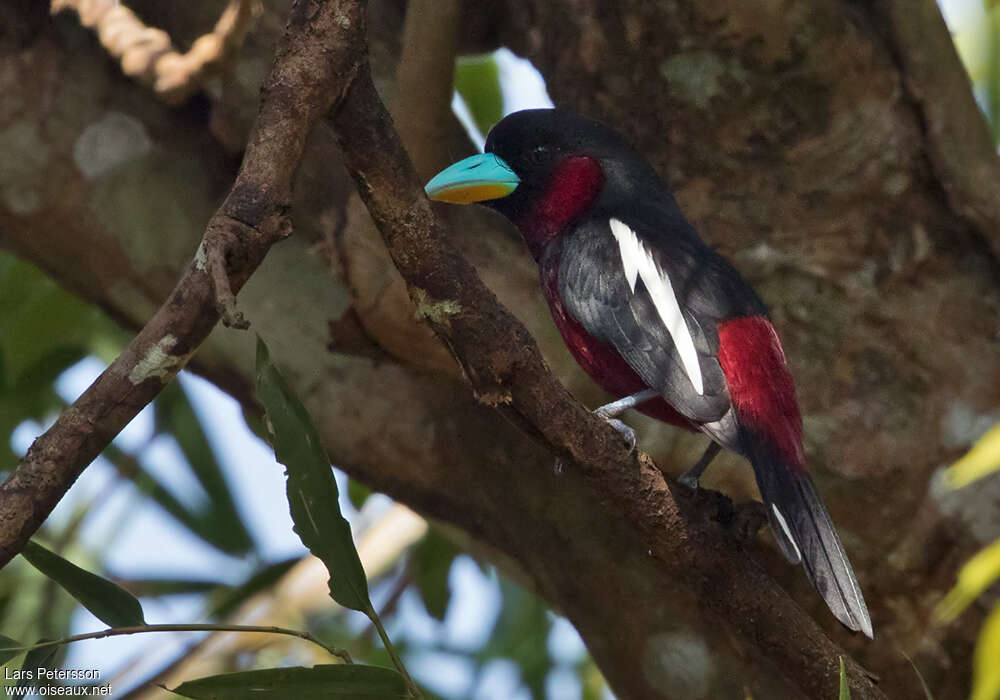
[425,109,662,254]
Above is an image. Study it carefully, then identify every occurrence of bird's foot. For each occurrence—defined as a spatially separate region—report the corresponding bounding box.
[596,415,637,453]
[678,470,701,490]
[553,416,636,475]
[553,395,652,475]
[677,441,722,490]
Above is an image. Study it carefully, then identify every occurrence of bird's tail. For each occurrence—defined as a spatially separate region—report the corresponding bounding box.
[747,439,874,638]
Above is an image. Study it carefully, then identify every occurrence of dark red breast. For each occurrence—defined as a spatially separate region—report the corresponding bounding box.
[539,255,696,431]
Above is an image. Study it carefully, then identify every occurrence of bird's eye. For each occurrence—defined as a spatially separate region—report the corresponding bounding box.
[529,145,547,164]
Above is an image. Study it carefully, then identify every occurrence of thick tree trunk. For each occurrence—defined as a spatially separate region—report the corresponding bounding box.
[1,0,998,697]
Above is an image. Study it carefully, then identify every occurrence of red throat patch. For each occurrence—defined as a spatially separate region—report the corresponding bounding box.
[717,316,805,468]
[518,156,603,254]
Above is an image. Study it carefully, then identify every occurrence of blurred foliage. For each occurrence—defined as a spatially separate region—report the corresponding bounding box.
[0,247,608,698]
[168,665,410,699]
[937,422,1000,700]
[945,423,1000,488]
[154,381,255,556]
[0,252,125,469]
[948,0,1000,143]
[413,531,459,621]
[454,54,504,136]
[839,657,850,700]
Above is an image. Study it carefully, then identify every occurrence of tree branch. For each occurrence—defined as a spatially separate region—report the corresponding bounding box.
[323,4,885,698]
[394,0,463,179]
[874,0,1000,257]
[0,0,364,569]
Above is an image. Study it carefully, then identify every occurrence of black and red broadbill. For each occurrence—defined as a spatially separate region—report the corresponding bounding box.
[425,108,873,638]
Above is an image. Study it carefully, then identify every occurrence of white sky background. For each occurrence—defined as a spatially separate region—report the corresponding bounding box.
[8,3,992,694]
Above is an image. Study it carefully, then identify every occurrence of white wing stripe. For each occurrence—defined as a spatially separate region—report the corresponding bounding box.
[609,218,704,395]
[771,504,802,562]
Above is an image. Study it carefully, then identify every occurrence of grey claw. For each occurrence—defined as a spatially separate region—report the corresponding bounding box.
[677,473,700,490]
[605,417,636,453]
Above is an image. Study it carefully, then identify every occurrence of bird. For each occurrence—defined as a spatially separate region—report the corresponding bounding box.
[424,108,873,638]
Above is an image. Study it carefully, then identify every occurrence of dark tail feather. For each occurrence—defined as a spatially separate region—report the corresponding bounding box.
[750,447,874,638]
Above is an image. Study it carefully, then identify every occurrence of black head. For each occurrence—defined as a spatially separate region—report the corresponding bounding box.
[425,108,669,253]
[482,109,662,216]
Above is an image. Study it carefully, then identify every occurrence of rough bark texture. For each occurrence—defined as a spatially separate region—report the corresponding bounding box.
[1,0,998,698]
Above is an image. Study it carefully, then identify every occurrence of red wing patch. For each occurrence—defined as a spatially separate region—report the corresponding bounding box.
[717,316,805,468]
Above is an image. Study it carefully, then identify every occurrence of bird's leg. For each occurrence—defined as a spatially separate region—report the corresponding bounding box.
[593,388,661,419]
[678,441,722,489]
[593,388,660,452]
[554,389,659,475]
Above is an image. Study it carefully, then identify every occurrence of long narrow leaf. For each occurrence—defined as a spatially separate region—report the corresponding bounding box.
[20,541,145,628]
[972,604,1000,700]
[0,634,25,665]
[944,423,1000,489]
[168,664,408,699]
[414,532,458,621]
[454,54,503,135]
[987,5,1000,144]
[18,641,58,689]
[254,337,370,612]
[156,381,255,556]
[935,538,1000,622]
[105,444,244,557]
[208,556,300,619]
[901,652,935,700]
[110,577,224,598]
[839,657,850,700]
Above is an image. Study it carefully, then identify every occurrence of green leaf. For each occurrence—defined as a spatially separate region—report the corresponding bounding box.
[0,634,25,665]
[413,532,458,621]
[111,578,225,598]
[935,538,1000,622]
[208,556,300,619]
[155,382,255,556]
[478,578,552,695]
[902,652,935,700]
[168,664,408,699]
[18,640,58,688]
[944,423,1000,489]
[348,479,372,511]
[454,54,504,135]
[972,603,1000,700]
[987,5,1000,144]
[0,255,115,382]
[839,656,850,700]
[20,541,145,628]
[254,337,370,612]
[104,444,239,557]
[0,252,124,466]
